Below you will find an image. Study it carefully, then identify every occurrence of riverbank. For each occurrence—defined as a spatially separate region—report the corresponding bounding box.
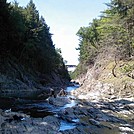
[0,109,60,134]
[0,86,77,134]
[68,60,134,133]
[0,55,70,99]
[0,85,134,134]
[0,97,77,133]
[0,97,134,134]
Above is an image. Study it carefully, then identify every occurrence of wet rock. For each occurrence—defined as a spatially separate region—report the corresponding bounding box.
[88,119,100,127]
[0,113,60,134]
[48,97,71,106]
[58,108,78,123]
[61,126,90,134]
[40,116,60,131]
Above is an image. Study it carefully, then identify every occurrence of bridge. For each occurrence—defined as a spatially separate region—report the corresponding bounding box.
[66,65,77,72]
[66,65,77,68]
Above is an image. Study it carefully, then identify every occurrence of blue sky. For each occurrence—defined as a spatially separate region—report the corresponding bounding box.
[8,0,110,65]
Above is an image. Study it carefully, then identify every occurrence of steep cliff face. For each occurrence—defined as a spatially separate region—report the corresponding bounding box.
[0,55,70,99]
[72,58,134,100]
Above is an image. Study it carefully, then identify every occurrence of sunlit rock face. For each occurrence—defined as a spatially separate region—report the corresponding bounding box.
[72,60,134,101]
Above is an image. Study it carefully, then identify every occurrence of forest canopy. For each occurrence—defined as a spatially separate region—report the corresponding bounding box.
[0,0,69,79]
[72,0,134,78]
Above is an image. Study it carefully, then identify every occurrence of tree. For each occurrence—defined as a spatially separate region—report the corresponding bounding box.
[73,0,134,78]
[0,0,12,52]
[0,0,70,80]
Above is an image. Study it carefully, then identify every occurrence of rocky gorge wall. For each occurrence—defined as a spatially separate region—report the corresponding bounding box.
[0,55,69,99]
[72,60,134,101]
[69,59,134,134]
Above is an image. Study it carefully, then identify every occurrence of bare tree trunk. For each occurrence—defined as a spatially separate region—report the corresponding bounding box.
[112,56,117,77]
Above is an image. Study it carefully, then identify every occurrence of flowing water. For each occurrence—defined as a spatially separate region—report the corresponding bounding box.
[0,85,79,131]
[59,86,79,131]
[1,84,134,133]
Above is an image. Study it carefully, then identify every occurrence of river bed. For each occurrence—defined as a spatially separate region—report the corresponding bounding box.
[0,84,134,134]
[0,85,79,132]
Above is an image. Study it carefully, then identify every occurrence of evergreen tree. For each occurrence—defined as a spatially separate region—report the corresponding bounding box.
[0,0,70,80]
[73,0,134,78]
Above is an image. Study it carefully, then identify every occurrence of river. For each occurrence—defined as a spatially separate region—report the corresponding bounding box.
[3,85,80,131]
[1,84,134,134]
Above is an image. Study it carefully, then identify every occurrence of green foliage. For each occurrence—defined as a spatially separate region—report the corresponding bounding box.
[76,19,99,65]
[71,63,88,79]
[121,64,134,73]
[74,0,134,78]
[0,0,69,80]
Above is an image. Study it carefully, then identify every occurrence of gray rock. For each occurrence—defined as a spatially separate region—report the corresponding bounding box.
[48,97,71,106]
[89,119,100,126]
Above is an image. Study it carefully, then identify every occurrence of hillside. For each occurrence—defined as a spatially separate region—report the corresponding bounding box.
[72,58,134,100]
[71,0,134,100]
[0,0,70,99]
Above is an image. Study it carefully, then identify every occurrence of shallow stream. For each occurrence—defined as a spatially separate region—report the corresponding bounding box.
[7,85,79,131]
[1,84,133,134]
